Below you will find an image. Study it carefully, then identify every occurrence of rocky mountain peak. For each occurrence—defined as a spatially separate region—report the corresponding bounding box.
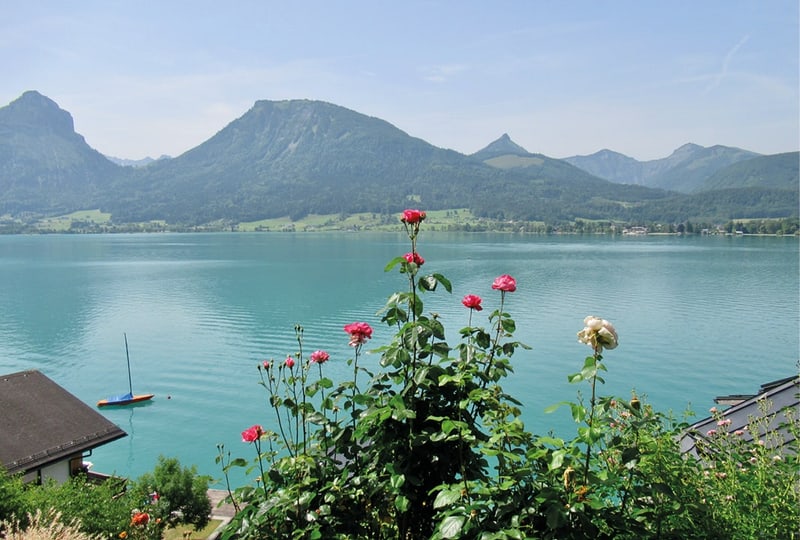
[0,90,76,136]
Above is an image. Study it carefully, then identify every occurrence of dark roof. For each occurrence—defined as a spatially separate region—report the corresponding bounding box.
[680,375,799,458]
[0,370,127,475]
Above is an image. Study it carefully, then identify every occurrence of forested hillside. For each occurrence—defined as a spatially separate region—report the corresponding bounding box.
[0,91,796,229]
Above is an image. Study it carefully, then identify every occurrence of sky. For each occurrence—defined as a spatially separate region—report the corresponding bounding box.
[1,1,798,161]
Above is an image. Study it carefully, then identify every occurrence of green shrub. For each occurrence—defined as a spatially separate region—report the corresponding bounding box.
[131,455,212,530]
[1,456,210,540]
[0,467,28,524]
[20,474,131,538]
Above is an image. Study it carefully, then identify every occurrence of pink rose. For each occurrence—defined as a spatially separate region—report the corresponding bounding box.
[344,321,373,347]
[491,274,517,292]
[462,294,483,311]
[310,350,330,364]
[285,356,295,369]
[403,252,425,266]
[262,360,270,369]
[401,209,426,224]
[242,424,264,443]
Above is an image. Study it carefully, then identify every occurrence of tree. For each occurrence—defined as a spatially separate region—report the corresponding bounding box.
[132,456,211,530]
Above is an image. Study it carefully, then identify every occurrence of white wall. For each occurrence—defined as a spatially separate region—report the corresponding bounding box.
[40,460,70,484]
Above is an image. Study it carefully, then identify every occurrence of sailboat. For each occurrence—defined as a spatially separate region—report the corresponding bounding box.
[97,333,154,407]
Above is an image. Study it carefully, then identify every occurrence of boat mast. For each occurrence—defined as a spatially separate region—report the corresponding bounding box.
[124,333,133,395]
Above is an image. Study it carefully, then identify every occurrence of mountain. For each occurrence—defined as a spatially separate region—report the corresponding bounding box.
[0,91,120,215]
[472,135,635,185]
[470,133,531,160]
[0,91,795,227]
[565,143,761,193]
[104,99,508,223]
[105,155,171,167]
[697,152,799,192]
[103,100,677,225]
[562,149,645,185]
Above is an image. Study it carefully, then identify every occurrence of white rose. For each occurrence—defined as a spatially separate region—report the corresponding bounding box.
[577,316,618,352]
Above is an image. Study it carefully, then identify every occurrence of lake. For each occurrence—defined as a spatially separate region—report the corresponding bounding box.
[0,232,797,488]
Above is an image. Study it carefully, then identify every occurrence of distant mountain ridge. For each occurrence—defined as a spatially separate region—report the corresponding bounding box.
[564,143,762,193]
[0,91,796,226]
[699,152,800,192]
[105,154,171,167]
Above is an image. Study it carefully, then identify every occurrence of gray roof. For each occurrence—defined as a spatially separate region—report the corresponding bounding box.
[680,375,799,458]
[0,370,127,475]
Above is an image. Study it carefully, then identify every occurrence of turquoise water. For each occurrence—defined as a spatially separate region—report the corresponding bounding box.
[0,232,797,488]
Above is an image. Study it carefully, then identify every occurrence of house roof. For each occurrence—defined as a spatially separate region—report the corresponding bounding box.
[680,375,799,458]
[0,370,127,476]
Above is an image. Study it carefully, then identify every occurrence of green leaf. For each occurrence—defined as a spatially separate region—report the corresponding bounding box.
[543,401,569,414]
[394,494,409,512]
[570,403,587,423]
[501,318,516,333]
[419,275,438,291]
[440,515,466,538]
[384,256,405,272]
[567,372,584,384]
[433,488,462,508]
[549,449,565,470]
[537,436,565,448]
[429,318,447,339]
[432,342,451,357]
[432,273,452,292]
[390,473,405,489]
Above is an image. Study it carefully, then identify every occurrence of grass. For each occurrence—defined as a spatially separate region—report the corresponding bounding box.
[35,209,112,231]
[237,208,479,232]
[162,519,223,540]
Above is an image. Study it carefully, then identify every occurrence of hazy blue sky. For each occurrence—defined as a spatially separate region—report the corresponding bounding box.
[2,1,798,161]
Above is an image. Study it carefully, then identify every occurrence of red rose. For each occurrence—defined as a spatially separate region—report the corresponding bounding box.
[491,274,517,292]
[403,252,425,266]
[285,356,295,369]
[401,209,426,224]
[241,424,264,443]
[462,294,483,311]
[344,321,373,347]
[310,350,330,364]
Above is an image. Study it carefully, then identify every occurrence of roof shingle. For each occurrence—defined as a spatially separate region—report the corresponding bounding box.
[0,370,127,475]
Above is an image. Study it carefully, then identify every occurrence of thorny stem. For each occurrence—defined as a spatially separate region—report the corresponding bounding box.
[253,438,268,501]
[406,228,420,388]
[283,364,298,453]
[583,350,601,485]
[261,367,294,458]
[216,444,242,514]
[317,361,329,454]
[351,343,363,473]
[485,291,507,380]
[295,325,308,456]
[469,291,507,419]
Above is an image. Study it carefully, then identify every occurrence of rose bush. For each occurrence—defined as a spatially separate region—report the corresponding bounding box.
[217,208,799,540]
